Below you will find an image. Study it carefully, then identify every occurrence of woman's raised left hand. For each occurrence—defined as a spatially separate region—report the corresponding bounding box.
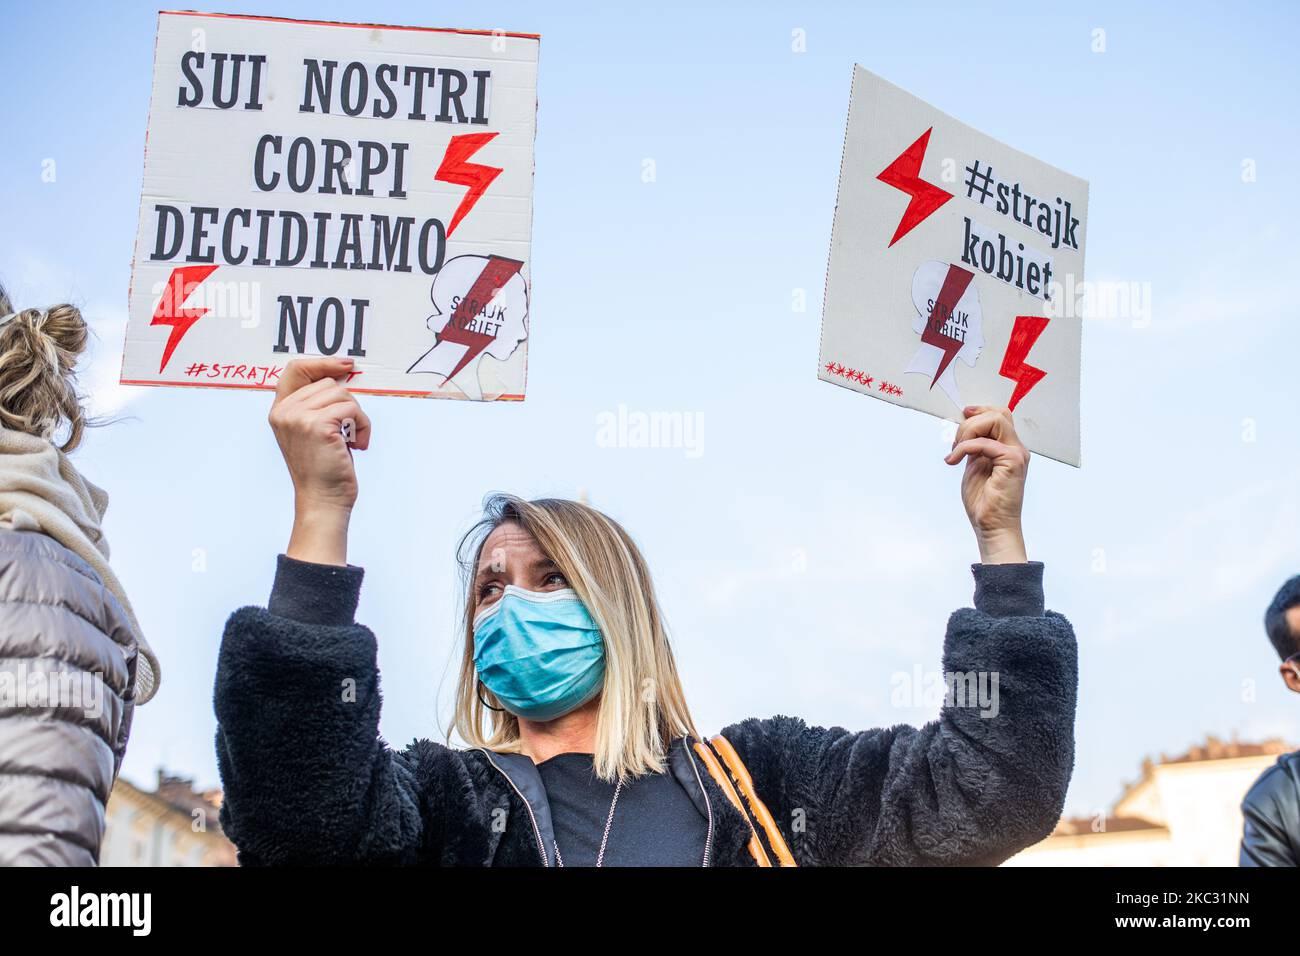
[944,405,1030,565]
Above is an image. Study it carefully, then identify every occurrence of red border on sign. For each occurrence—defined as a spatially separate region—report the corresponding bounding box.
[159,10,541,40]
[120,378,526,401]
[131,11,536,401]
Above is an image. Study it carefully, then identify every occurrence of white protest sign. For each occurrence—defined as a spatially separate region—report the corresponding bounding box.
[123,12,539,401]
[819,66,1089,466]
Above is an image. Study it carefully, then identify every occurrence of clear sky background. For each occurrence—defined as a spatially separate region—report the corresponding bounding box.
[2,0,1297,819]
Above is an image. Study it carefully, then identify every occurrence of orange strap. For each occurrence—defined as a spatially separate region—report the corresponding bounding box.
[693,740,772,866]
[709,735,798,867]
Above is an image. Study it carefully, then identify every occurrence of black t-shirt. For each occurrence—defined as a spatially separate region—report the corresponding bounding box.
[535,740,709,866]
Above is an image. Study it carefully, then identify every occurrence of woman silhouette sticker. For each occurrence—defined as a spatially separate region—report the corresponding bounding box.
[407,254,529,401]
[904,260,984,410]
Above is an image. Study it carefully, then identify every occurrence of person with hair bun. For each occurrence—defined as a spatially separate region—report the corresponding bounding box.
[0,282,160,866]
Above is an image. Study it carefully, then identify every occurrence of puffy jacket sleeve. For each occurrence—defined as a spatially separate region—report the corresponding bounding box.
[214,556,426,865]
[0,529,136,867]
[722,562,1077,866]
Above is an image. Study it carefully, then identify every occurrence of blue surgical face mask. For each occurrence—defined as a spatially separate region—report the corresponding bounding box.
[472,585,606,722]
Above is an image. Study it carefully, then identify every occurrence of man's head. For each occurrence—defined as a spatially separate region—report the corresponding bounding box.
[1264,575,1300,694]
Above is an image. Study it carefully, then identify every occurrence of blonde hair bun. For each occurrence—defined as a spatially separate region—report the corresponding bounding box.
[0,284,90,452]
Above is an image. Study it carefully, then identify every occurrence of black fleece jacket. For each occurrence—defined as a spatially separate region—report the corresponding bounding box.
[213,558,1078,866]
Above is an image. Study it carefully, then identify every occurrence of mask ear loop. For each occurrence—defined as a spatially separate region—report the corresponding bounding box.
[477,681,505,713]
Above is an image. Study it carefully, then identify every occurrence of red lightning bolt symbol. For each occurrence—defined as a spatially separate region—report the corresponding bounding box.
[431,255,524,385]
[999,315,1050,411]
[921,264,975,388]
[150,264,219,373]
[435,132,504,237]
[877,127,953,247]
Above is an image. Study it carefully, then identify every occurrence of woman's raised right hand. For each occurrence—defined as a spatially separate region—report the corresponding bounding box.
[269,357,371,566]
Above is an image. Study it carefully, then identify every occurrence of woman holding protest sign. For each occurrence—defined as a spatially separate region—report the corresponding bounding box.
[213,356,1077,867]
[0,284,160,865]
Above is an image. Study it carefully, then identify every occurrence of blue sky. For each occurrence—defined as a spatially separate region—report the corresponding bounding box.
[2,0,1298,819]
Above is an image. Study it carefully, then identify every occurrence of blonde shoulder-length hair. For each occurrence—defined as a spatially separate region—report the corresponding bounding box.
[450,494,699,782]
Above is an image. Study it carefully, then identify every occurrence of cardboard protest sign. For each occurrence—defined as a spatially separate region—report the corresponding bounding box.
[818,66,1088,466]
[123,12,539,401]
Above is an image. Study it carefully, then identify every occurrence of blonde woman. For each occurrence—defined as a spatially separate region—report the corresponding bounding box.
[215,357,1077,867]
[0,285,159,865]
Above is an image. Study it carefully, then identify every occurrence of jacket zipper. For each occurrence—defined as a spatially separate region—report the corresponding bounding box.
[477,748,550,867]
[480,743,714,868]
[683,738,714,867]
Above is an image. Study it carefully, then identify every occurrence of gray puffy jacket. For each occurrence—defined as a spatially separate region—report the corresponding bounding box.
[0,528,137,865]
